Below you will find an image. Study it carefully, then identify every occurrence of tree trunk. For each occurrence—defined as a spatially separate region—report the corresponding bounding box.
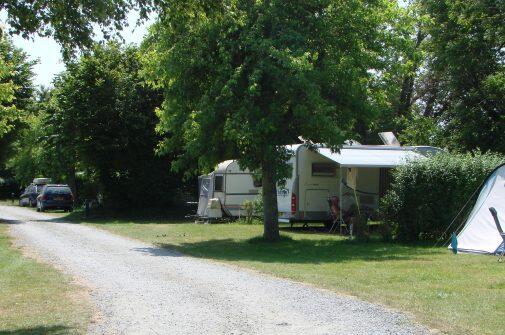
[396,75,415,116]
[67,165,78,201]
[396,30,425,117]
[261,159,280,241]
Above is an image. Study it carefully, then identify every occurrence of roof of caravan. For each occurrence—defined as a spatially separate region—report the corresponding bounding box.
[210,144,441,173]
[317,145,433,168]
[214,160,235,174]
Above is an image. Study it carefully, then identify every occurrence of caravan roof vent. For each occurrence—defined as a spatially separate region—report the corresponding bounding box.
[33,178,52,185]
[379,132,401,146]
[344,140,361,146]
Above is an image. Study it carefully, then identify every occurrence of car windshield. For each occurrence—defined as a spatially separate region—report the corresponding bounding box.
[45,187,71,195]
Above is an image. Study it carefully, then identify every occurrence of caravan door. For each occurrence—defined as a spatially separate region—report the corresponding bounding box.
[305,189,330,219]
[197,176,213,217]
[277,160,296,222]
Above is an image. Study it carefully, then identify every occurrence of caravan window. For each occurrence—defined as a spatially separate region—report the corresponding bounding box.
[312,163,336,177]
[252,174,262,188]
[200,178,210,196]
[214,175,224,192]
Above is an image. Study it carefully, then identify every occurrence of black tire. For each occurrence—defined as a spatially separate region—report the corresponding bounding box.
[30,199,36,207]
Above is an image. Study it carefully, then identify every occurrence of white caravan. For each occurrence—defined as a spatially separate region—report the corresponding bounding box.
[197,160,262,218]
[197,144,441,222]
[277,144,440,224]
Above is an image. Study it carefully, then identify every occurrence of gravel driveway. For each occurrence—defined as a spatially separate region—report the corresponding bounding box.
[1,204,431,335]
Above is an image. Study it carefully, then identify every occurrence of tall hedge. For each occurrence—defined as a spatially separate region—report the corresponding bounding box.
[381,152,505,242]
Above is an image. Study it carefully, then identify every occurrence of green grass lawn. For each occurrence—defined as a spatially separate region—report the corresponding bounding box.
[0,223,91,335]
[75,216,504,335]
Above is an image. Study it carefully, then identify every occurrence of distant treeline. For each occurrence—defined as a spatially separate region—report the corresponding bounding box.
[0,42,194,210]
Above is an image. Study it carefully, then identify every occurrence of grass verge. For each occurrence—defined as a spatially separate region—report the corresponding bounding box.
[66,212,503,335]
[0,223,91,335]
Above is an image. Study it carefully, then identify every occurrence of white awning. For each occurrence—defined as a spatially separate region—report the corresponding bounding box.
[318,146,425,168]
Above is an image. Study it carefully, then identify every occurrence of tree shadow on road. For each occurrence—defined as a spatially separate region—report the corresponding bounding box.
[132,246,183,257]
[0,219,25,225]
[0,325,71,335]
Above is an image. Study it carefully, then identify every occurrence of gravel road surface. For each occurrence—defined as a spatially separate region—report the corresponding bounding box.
[1,204,431,335]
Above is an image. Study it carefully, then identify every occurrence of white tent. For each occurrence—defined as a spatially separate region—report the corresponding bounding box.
[451,164,505,254]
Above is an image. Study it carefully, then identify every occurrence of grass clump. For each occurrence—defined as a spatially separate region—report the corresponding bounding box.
[247,234,293,244]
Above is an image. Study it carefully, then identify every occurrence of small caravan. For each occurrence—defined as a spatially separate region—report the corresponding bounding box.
[197,141,441,223]
[197,160,262,219]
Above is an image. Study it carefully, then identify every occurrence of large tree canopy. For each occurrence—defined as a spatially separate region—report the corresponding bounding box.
[420,0,505,153]
[0,34,34,141]
[0,0,157,59]
[8,43,188,210]
[391,0,505,152]
[142,0,405,239]
[40,43,182,208]
[0,56,16,138]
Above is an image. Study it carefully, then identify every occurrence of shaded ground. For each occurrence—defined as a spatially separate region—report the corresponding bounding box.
[80,219,503,335]
[1,205,431,335]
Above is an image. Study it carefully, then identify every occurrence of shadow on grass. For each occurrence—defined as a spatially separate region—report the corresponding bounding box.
[151,236,443,265]
[52,209,192,225]
[0,325,71,335]
[25,208,445,265]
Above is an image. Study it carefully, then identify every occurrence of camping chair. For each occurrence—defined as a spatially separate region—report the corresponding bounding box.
[327,196,345,234]
[489,207,505,262]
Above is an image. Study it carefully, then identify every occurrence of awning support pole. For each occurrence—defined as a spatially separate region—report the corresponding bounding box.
[339,167,343,235]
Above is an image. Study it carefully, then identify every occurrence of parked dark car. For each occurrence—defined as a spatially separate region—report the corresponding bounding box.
[19,184,43,207]
[36,184,74,212]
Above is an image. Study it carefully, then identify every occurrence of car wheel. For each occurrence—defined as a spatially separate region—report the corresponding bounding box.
[30,199,36,207]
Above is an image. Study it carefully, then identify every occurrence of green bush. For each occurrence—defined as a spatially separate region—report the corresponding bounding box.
[351,213,370,242]
[381,152,504,242]
[242,192,263,224]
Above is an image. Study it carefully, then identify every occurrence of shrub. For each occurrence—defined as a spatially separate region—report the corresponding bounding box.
[242,200,255,224]
[242,192,263,224]
[380,151,504,242]
[351,213,370,241]
[378,222,393,242]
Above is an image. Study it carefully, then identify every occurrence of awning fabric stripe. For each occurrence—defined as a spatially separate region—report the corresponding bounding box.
[317,147,425,168]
